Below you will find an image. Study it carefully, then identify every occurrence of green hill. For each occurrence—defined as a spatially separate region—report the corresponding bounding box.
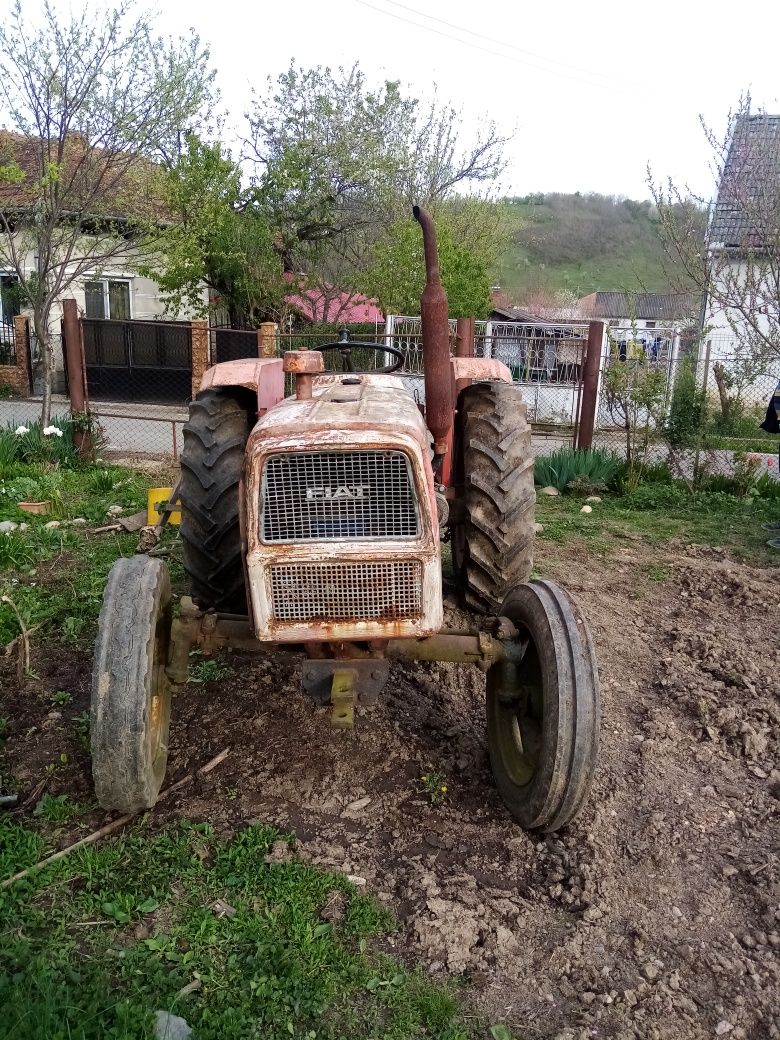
[494,193,705,302]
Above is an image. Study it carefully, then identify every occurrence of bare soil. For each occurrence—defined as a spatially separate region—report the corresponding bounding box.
[2,535,779,1040]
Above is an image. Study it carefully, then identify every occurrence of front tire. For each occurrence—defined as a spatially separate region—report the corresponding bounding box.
[91,556,172,812]
[452,381,535,614]
[487,580,600,831]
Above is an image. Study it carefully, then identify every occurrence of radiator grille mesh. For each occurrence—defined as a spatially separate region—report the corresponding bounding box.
[269,560,422,622]
[262,451,418,542]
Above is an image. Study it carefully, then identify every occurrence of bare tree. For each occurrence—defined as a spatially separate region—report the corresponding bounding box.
[650,97,780,375]
[0,0,215,423]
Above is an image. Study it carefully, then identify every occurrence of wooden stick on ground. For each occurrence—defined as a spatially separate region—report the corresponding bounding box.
[0,748,231,889]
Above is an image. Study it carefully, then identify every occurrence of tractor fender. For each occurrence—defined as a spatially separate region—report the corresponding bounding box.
[199,358,285,416]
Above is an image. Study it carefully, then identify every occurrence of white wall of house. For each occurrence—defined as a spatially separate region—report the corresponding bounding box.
[704,259,777,352]
[3,237,208,392]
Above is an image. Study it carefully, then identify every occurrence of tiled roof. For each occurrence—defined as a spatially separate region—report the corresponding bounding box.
[285,283,384,324]
[0,130,167,221]
[709,114,780,249]
[577,291,699,321]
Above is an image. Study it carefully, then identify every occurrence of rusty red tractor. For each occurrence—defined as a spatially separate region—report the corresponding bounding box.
[90,207,600,832]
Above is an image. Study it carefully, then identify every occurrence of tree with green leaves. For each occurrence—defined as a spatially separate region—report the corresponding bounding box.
[357,211,494,318]
[144,138,285,326]
[242,62,509,317]
[0,0,215,422]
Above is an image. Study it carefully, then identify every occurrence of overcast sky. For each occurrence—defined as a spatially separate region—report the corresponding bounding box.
[37,0,780,200]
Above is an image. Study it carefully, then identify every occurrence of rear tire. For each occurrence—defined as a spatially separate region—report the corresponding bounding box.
[180,389,251,613]
[91,557,172,812]
[452,380,535,614]
[486,580,600,831]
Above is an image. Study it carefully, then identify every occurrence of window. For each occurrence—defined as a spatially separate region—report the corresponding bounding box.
[645,320,657,329]
[0,275,21,324]
[84,279,132,320]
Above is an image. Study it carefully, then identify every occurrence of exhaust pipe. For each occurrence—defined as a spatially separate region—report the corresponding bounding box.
[413,205,451,467]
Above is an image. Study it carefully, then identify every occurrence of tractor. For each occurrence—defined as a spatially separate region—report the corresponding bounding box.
[90,207,600,832]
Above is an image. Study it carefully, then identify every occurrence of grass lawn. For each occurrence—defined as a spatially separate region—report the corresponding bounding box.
[535,485,780,566]
[0,818,469,1040]
[0,461,166,645]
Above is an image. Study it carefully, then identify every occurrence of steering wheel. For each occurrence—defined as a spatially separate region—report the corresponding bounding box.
[315,327,404,374]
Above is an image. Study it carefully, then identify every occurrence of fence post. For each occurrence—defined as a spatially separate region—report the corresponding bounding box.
[12,315,31,395]
[575,321,604,450]
[692,339,711,482]
[62,299,91,457]
[258,322,277,358]
[190,319,209,398]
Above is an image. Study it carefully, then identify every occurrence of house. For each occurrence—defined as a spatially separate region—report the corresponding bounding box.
[577,291,699,329]
[705,114,780,354]
[0,130,207,393]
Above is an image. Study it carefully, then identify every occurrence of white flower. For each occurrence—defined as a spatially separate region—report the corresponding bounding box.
[14,425,29,436]
[42,425,64,438]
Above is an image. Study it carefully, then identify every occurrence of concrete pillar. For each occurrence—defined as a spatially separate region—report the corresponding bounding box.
[190,319,209,398]
[258,321,278,358]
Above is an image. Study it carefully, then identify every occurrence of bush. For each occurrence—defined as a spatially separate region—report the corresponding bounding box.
[534,447,623,493]
[666,359,704,447]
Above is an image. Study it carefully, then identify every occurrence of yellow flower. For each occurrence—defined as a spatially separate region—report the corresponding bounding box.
[440,785,447,793]
[421,775,428,782]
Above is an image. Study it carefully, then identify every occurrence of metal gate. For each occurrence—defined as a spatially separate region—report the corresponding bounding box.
[81,319,192,403]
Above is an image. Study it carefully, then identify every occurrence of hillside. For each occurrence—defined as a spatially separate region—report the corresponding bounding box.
[494,193,706,303]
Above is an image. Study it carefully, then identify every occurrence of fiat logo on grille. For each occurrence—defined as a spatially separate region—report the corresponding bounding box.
[306,485,369,500]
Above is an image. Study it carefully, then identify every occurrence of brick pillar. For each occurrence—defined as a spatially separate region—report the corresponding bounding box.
[13,315,31,394]
[191,319,209,398]
[258,321,278,358]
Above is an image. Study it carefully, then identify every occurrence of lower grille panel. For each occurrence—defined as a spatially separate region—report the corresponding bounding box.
[269,560,422,623]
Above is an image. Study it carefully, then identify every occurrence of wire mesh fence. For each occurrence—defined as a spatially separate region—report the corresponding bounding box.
[592,330,779,479]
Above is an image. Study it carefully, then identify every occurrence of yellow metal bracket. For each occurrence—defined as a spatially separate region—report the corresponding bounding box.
[331,670,355,728]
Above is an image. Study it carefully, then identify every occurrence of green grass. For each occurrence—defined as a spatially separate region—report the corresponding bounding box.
[533,447,623,493]
[0,461,164,646]
[494,194,685,299]
[188,656,235,684]
[536,484,780,564]
[0,819,470,1040]
[32,793,90,823]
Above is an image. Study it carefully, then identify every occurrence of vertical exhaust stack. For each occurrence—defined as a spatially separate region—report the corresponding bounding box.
[413,205,451,468]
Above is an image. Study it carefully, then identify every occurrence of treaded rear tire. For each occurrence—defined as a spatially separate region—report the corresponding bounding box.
[91,556,172,812]
[452,380,535,614]
[180,389,251,613]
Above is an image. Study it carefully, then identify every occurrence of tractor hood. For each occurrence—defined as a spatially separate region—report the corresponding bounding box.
[247,373,431,452]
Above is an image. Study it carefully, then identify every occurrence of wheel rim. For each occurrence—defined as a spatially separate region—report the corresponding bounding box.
[149,603,171,767]
[492,642,545,788]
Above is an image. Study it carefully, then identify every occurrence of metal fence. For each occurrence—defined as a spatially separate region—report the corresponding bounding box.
[0,317,16,366]
[5,313,777,475]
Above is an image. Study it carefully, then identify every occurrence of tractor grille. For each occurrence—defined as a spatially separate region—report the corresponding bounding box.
[261,451,418,543]
[269,560,423,623]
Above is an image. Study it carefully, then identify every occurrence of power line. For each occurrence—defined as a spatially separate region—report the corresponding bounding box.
[378,0,632,88]
[351,0,654,97]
